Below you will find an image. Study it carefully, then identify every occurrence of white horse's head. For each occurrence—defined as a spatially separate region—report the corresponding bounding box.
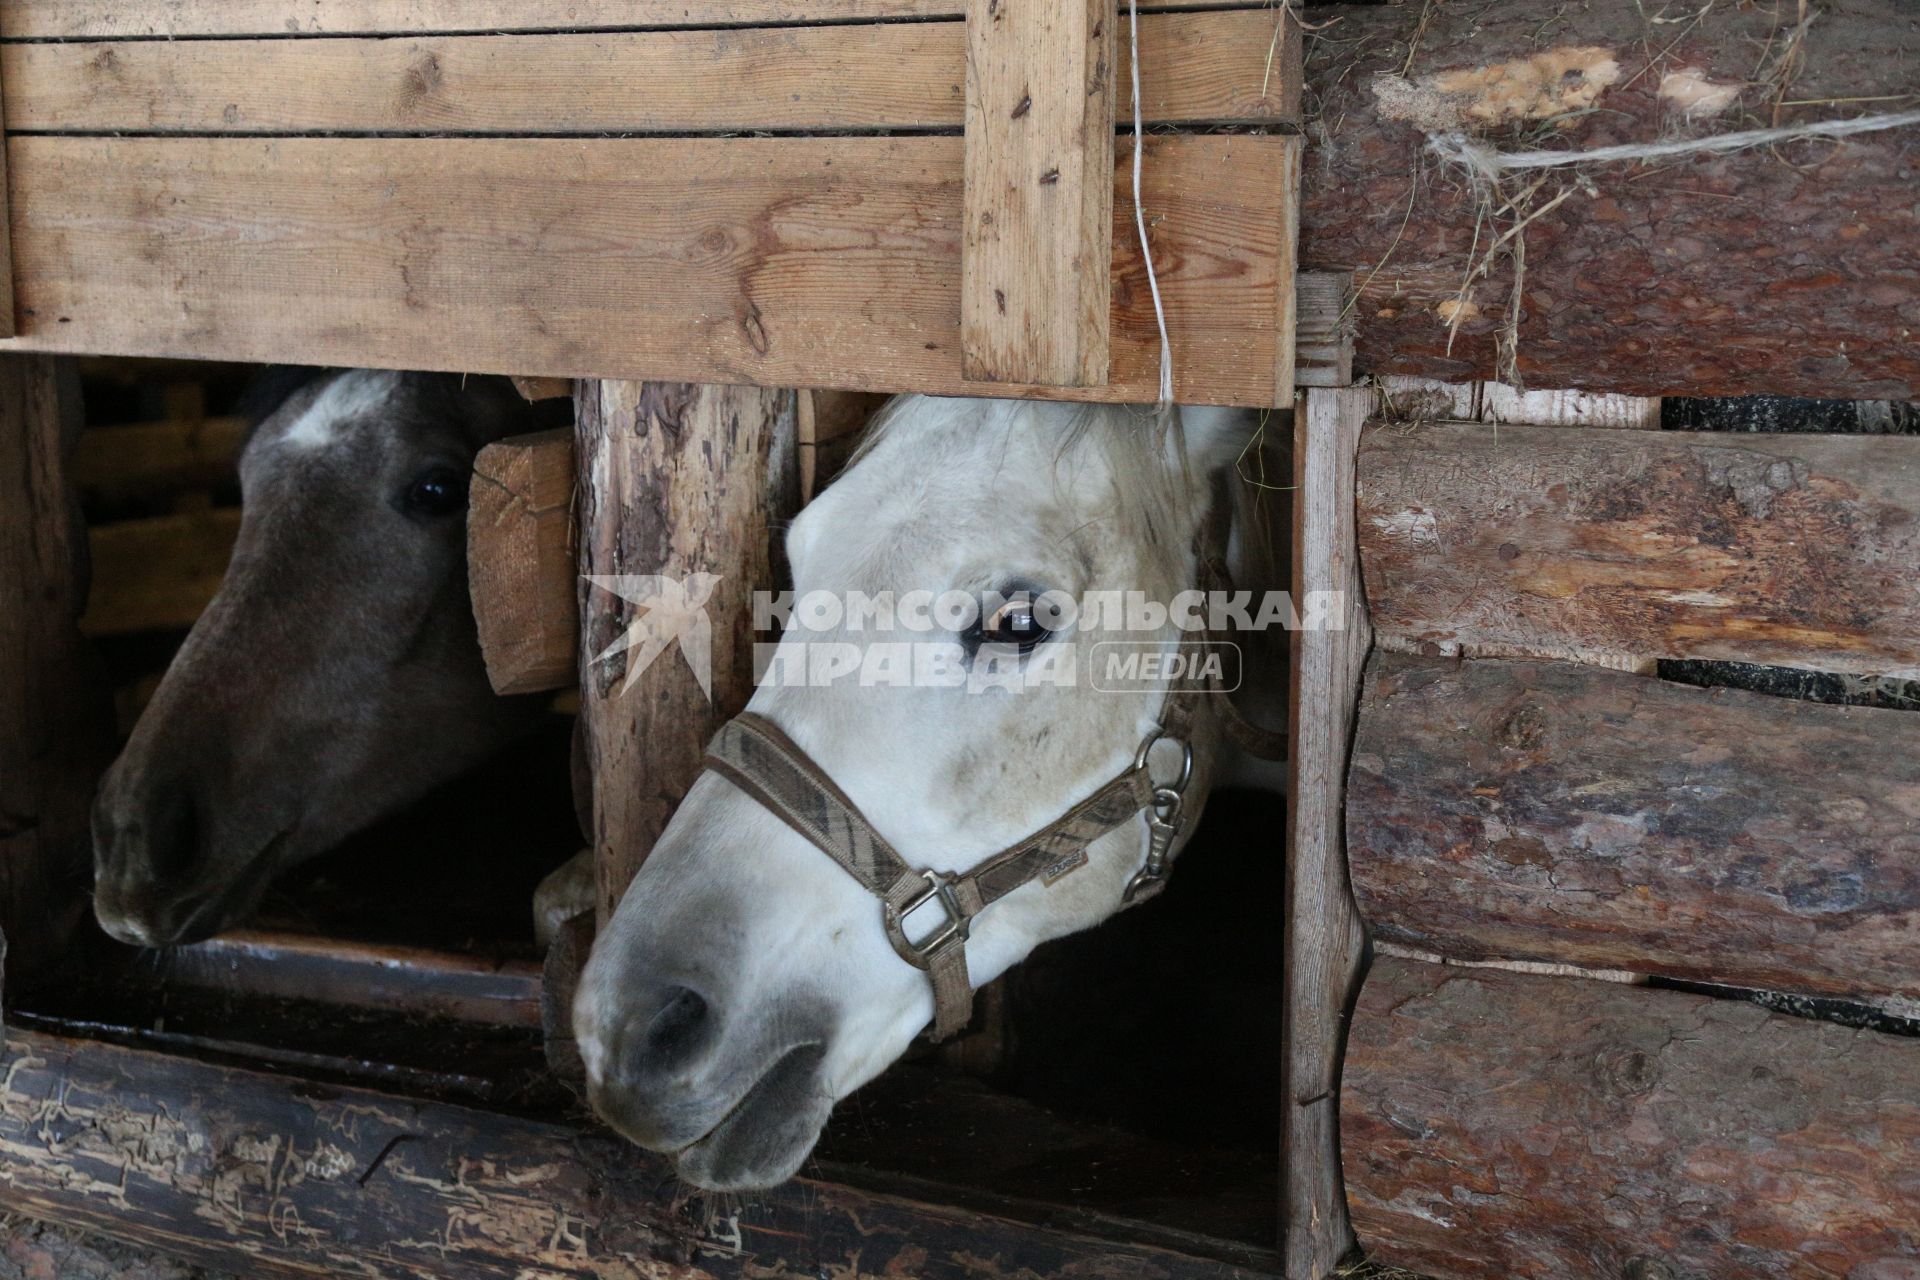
[575,394,1266,1190]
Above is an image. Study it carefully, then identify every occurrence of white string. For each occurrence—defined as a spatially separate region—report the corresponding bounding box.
[1429,108,1920,181]
[1128,0,1174,408]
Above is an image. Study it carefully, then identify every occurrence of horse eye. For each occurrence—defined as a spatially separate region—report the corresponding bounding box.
[967,593,1054,654]
[401,466,466,519]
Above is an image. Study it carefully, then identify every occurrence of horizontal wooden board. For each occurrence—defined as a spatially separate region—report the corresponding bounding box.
[2,133,1299,407]
[1344,958,1920,1280]
[0,1026,1280,1280]
[0,0,1264,38]
[82,507,238,635]
[2,11,1296,133]
[1349,651,1920,1002]
[70,414,247,502]
[1357,424,1920,676]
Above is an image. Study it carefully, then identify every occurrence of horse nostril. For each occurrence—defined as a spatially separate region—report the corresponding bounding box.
[611,984,718,1087]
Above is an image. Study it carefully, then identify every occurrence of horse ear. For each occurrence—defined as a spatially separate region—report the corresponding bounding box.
[1175,406,1260,480]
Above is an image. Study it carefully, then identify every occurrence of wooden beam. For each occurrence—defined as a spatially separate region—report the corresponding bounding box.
[1350,651,1920,1002]
[1283,386,1373,1280]
[0,1026,1280,1280]
[0,12,1297,135]
[0,356,108,980]
[0,0,1277,38]
[960,0,1115,386]
[1357,425,1920,678]
[798,389,887,503]
[1344,957,1920,1280]
[469,428,577,696]
[577,383,799,923]
[1291,271,1352,389]
[80,508,240,636]
[69,415,249,505]
[2,134,1299,409]
[508,375,572,402]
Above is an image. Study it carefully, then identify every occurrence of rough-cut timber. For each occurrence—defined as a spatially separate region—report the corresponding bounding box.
[69,415,248,505]
[1283,387,1373,1280]
[0,0,1269,37]
[0,355,109,980]
[469,428,576,696]
[0,1027,1279,1280]
[80,509,240,637]
[1349,652,1920,1001]
[3,134,1298,409]
[1357,424,1920,677]
[1344,958,1920,1280]
[1300,0,1920,399]
[960,0,1114,387]
[0,12,1296,134]
[577,383,798,923]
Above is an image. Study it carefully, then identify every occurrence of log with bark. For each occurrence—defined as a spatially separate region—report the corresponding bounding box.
[1301,0,1920,399]
[1348,651,1920,1004]
[1343,957,1920,1280]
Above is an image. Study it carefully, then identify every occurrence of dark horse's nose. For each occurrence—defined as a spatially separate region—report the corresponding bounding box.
[608,984,719,1089]
[93,772,204,945]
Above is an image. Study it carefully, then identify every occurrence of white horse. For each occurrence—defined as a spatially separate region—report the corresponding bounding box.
[573,393,1285,1190]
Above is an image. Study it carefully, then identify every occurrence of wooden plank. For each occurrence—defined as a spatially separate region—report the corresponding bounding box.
[0,1026,1281,1280]
[1282,386,1373,1280]
[1344,958,1920,1280]
[3,134,1299,409]
[1,12,1296,135]
[577,382,798,923]
[1349,651,1920,1001]
[509,375,572,402]
[960,0,1114,386]
[0,355,106,980]
[80,508,239,636]
[1291,271,1350,389]
[70,415,248,505]
[1357,424,1920,678]
[798,388,886,503]
[0,0,1269,38]
[0,46,12,340]
[469,427,576,696]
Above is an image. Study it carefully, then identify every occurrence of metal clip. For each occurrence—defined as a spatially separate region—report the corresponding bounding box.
[1124,730,1193,903]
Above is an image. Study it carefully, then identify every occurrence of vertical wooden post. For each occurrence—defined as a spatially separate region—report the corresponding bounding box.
[0,356,109,984]
[575,382,799,926]
[960,0,1115,387]
[1284,386,1374,1279]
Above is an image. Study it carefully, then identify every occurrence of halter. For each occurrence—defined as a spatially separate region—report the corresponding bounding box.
[700,488,1285,1041]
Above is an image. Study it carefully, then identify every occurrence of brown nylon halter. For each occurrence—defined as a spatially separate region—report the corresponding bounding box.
[701,483,1285,1041]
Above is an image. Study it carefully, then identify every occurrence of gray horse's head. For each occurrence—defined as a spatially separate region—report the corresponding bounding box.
[92,369,549,947]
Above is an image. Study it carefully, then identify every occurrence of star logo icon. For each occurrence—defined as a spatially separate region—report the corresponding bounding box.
[583,573,723,700]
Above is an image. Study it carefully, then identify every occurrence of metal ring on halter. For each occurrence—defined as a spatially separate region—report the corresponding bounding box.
[1133,727,1194,795]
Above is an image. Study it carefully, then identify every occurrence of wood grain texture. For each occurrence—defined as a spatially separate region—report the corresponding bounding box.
[1,12,1296,134]
[0,0,1266,37]
[0,1025,1283,1280]
[1357,424,1920,677]
[1291,271,1351,389]
[960,0,1113,386]
[469,427,576,696]
[1300,0,1920,400]
[70,415,248,505]
[577,382,798,924]
[1344,958,1920,1280]
[1349,651,1920,1001]
[0,355,107,979]
[1283,387,1373,1280]
[3,134,1299,408]
[80,508,240,636]
[797,388,886,502]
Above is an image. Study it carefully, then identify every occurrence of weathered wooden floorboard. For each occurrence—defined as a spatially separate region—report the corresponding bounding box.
[0,1026,1280,1280]
[1357,424,1920,677]
[2,134,1298,409]
[1348,651,1920,1001]
[1343,958,1920,1280]
[1,12,1295,134]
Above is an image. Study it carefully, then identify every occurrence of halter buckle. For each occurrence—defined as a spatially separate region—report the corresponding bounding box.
[884,869,971,969]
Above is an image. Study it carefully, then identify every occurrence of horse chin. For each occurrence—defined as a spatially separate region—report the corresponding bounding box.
[669,1044,833,1193]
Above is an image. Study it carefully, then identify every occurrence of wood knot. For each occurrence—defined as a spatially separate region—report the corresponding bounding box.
[1498,702,1547,751]
[1595,1045,1660,1097]
[1622,1257,1678,1280]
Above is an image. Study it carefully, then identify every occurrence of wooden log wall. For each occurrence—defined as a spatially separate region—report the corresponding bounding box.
[1343,959,1920,1280]
[1349,652,1920,1004]
[0,354,110,981]
[0,4,1304,408]
[1301,0,1920,399]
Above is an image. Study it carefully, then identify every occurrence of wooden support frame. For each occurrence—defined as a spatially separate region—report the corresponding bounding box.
[960,0,1115,387]
[1283,386,1374,1279]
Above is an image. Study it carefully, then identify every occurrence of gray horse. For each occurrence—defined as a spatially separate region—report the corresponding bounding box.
[92,368,551,947]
